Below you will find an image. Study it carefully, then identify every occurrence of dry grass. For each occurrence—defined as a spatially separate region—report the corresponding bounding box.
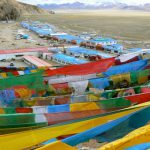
[21,10,150,48]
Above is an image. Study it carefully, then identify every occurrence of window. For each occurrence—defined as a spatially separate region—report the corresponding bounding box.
[15,54,24,57]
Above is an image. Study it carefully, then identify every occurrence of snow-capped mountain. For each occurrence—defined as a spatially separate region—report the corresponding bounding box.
[37,1,150,11]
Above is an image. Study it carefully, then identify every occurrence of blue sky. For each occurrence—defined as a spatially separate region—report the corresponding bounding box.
[17,0,150,5]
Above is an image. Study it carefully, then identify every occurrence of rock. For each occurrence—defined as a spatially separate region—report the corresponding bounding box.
[0,0,49,21]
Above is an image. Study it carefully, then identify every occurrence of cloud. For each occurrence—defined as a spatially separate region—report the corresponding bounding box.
[17,0,150,5]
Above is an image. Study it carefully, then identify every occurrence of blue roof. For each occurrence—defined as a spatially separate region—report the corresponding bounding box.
[111,44,123,48]
[90,38,117,43]
[52,53,88,64]
[67,47,112,58]
[36,29,54,35]
[21,21,55,36]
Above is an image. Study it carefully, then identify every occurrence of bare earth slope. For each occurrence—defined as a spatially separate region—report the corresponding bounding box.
[0,0,48,20]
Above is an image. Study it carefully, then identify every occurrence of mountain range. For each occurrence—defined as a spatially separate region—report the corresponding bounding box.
[38,2,150,11]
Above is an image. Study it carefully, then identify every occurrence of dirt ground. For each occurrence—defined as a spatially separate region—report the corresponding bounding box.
[76,140,107,150]
[0,21,50,50]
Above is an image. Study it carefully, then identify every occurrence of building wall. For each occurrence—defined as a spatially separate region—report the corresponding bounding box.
[95,41,117,46]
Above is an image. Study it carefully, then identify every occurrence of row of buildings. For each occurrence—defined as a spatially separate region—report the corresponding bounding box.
[21,21,125,54]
